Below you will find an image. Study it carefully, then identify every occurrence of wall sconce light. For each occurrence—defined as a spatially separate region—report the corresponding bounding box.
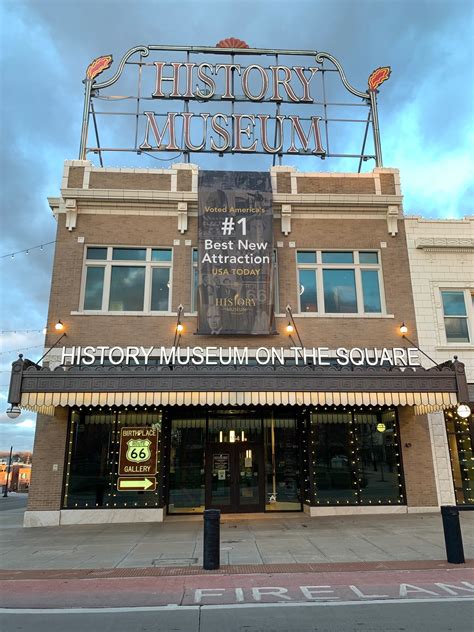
[286,305,306,363]
[55,320,64,332]
[6,406,21,420]
[398,321,437,366]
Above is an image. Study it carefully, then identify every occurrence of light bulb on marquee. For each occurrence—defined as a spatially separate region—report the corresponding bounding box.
[457,404,471,419]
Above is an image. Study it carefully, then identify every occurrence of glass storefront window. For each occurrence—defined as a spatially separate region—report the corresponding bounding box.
[264,416,301,510]
[64,410,162,509]
[445,409,474,505]
[311,408,404,505]
[168,417,206,513]
[208,414,261,443]
[312,412,354,503]
[355,410,401,504]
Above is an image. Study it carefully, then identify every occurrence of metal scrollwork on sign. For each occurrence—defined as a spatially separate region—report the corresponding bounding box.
[315,52,368,99]
[91,45,150,89]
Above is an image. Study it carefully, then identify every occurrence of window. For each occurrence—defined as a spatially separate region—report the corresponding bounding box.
[64,410,162,509]
[82,246,172,313]
[441,290,471,343]
[191,248,279,313]
[445,408,474,505]
[311,409,404,505]
[297,250,384,315]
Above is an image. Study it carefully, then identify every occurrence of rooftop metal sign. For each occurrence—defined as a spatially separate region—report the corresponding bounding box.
[79,41,391,170]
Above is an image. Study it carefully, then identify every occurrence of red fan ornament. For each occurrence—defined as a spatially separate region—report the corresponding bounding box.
[86,55,113,81]
[368,66,391,92]
[216,37,250,49]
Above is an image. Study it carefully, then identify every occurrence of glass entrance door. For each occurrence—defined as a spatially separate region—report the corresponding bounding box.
[206,443,264,513]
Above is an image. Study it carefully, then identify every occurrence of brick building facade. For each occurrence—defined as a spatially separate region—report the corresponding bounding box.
[8,161,468,526]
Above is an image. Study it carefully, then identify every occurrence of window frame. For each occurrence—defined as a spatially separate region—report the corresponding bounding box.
[296,249,386,316]
[440,288,473,345]
[80,245,173,314]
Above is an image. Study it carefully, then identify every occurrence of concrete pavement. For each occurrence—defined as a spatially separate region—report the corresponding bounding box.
[1,495,473,571]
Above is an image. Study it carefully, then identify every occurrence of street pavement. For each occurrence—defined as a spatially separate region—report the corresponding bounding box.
[1,494,473,630]
[1,495,473,569]
[2,601,474,632]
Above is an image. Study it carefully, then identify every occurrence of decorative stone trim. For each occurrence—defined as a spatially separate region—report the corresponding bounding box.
[64,199,77,231]
[281,203,292,235]
[23,508,164,527]
[427,412,456,506]
[177,201,188,234]
[415,238,474,251]
[387,205,400,236]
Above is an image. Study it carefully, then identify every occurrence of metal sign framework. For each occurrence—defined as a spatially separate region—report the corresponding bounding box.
[79,44,391,171]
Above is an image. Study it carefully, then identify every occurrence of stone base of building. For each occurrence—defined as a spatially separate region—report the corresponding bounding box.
[303,505,439,517]
[24,508,164,528]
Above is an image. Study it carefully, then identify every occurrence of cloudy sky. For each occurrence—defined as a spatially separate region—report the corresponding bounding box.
[0,0,473,451]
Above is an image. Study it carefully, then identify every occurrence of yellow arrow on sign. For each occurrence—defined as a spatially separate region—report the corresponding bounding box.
[118,478,155,490]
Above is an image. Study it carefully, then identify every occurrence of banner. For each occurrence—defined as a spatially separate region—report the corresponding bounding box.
[197,171,274,335]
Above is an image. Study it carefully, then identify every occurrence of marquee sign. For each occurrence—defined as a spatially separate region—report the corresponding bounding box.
[59,345,421,367]
[79,42,390,169]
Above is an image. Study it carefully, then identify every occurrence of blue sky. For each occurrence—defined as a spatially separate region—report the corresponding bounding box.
[0,0,473,450]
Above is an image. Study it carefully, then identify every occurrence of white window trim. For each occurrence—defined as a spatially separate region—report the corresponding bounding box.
[78,245,173,314]
[436,285,474,346]
[296,249,387,316]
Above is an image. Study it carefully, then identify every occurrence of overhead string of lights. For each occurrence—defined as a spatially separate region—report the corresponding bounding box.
[1,329,45,334]
[1,240,56,260]
[0,344,44,356]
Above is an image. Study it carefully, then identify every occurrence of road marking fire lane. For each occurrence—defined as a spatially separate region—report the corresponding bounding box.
[2,597,474,615]
[192,581,474,603]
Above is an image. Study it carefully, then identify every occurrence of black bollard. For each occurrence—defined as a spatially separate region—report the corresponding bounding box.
[441,505,465,564]
[203,509,220,570]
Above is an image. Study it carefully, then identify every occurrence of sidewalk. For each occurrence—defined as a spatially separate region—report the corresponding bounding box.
[1,495,473,572]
